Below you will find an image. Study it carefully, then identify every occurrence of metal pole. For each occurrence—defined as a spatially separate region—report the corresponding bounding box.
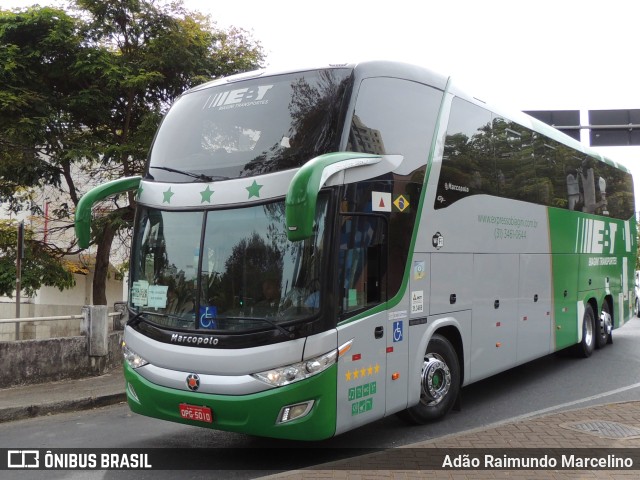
[15,221,24,340]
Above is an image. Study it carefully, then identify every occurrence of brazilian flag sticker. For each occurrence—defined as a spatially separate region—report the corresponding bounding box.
[393,194,410,213]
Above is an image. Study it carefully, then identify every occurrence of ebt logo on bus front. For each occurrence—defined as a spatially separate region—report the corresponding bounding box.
[202,85,274,110]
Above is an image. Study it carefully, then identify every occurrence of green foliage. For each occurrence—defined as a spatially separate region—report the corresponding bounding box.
[0,221,75,297]
[0,0,264,302]
[0,6,79,204]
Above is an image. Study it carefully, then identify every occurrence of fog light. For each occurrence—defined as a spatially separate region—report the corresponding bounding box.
[277,400,314,424]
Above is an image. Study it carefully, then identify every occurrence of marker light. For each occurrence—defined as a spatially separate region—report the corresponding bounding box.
[122,341,149,369]
[252,349,337,387]
[338,339,354,357]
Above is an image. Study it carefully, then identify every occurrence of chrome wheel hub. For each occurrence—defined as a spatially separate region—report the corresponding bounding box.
[420,354,451,406]
[601,310,612,335]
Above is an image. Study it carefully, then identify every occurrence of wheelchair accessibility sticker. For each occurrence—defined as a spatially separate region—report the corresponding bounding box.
[393,320,403,342]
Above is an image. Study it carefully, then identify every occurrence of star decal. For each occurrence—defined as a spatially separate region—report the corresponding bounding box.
[345,364,382,382]
[200,186,214,203]
[162,187,174,204]
[246,180,263,199]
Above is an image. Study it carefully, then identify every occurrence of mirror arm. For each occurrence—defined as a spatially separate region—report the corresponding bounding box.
[74,176,142,249]
[285,153,381,241]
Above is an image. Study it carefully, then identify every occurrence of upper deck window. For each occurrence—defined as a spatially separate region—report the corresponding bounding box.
[148,69,352,181]
[436,97,635,219]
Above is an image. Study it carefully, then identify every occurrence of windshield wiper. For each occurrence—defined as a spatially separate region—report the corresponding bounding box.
[126,306,147,326]
[257,317,295,339]
[127,308,294,339]
[223,316,294,339]
[149,166,229,182]
[127,309,192,328]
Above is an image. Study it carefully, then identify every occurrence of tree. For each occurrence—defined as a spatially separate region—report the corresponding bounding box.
[0,0,265,304]
[0,220,75,297]
[0,5,90,297]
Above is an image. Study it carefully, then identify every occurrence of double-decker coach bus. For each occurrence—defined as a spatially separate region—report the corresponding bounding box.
[75,61,636,440]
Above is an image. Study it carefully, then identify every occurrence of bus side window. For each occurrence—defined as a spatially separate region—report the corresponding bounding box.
[338,215,387,317]
[435,97,493,209]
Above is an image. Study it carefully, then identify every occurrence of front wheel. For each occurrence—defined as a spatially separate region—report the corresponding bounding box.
[399,334,460,424]
[573,303,595,358]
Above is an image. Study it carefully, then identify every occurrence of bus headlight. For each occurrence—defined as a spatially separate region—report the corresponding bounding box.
[122,341,149,369]
[252,349,337,387]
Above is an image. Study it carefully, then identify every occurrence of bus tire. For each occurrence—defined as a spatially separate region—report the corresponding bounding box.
[596,301,611,349]
[399,334,460,424]
[573,304,595,358]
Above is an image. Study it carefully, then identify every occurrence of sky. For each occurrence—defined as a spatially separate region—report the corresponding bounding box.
[3,0,638,110]
[3,0,639,170]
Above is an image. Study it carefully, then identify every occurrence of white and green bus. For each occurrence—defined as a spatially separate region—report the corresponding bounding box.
[75,61,636,440]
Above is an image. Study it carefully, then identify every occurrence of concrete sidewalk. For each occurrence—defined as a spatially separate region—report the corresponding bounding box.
[0,369,126,423]
[268,401,640,479]
[1,371,639,478]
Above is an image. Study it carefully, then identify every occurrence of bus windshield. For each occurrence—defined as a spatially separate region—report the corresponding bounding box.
[148,69,352,181]
[128,197,329,333]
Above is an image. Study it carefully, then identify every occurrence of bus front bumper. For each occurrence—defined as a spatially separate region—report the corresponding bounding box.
[123,362,337,441]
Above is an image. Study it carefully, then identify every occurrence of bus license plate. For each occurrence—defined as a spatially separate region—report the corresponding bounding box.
[179,404,213,423]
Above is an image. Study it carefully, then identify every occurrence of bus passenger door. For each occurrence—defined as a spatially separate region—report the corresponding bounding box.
[335,214,389,435]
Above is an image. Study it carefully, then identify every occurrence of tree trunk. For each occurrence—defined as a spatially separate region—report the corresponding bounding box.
[92,221,116,306]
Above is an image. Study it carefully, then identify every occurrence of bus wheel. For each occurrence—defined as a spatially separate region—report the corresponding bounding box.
[574,304,595,358]
[596,301,612,349]
[400,334,460,424]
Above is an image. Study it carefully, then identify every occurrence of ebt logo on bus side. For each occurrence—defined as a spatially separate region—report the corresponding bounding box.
[202,85,274,110]
[576,218,628,255]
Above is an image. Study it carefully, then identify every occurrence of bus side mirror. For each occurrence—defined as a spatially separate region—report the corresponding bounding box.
[74,176,142,249]
[285,153,382,242]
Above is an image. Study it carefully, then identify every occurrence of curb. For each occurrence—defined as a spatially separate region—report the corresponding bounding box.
[0,392,126,424]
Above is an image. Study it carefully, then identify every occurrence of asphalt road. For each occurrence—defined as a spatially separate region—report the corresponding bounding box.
[2,317,640,479]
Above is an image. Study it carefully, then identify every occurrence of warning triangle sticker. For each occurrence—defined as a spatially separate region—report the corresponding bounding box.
[372,192,392,212]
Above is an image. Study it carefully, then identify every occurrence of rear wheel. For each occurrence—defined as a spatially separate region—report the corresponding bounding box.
[573,303,595,358]
[596,301,612,349]
[399,334,460,424]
